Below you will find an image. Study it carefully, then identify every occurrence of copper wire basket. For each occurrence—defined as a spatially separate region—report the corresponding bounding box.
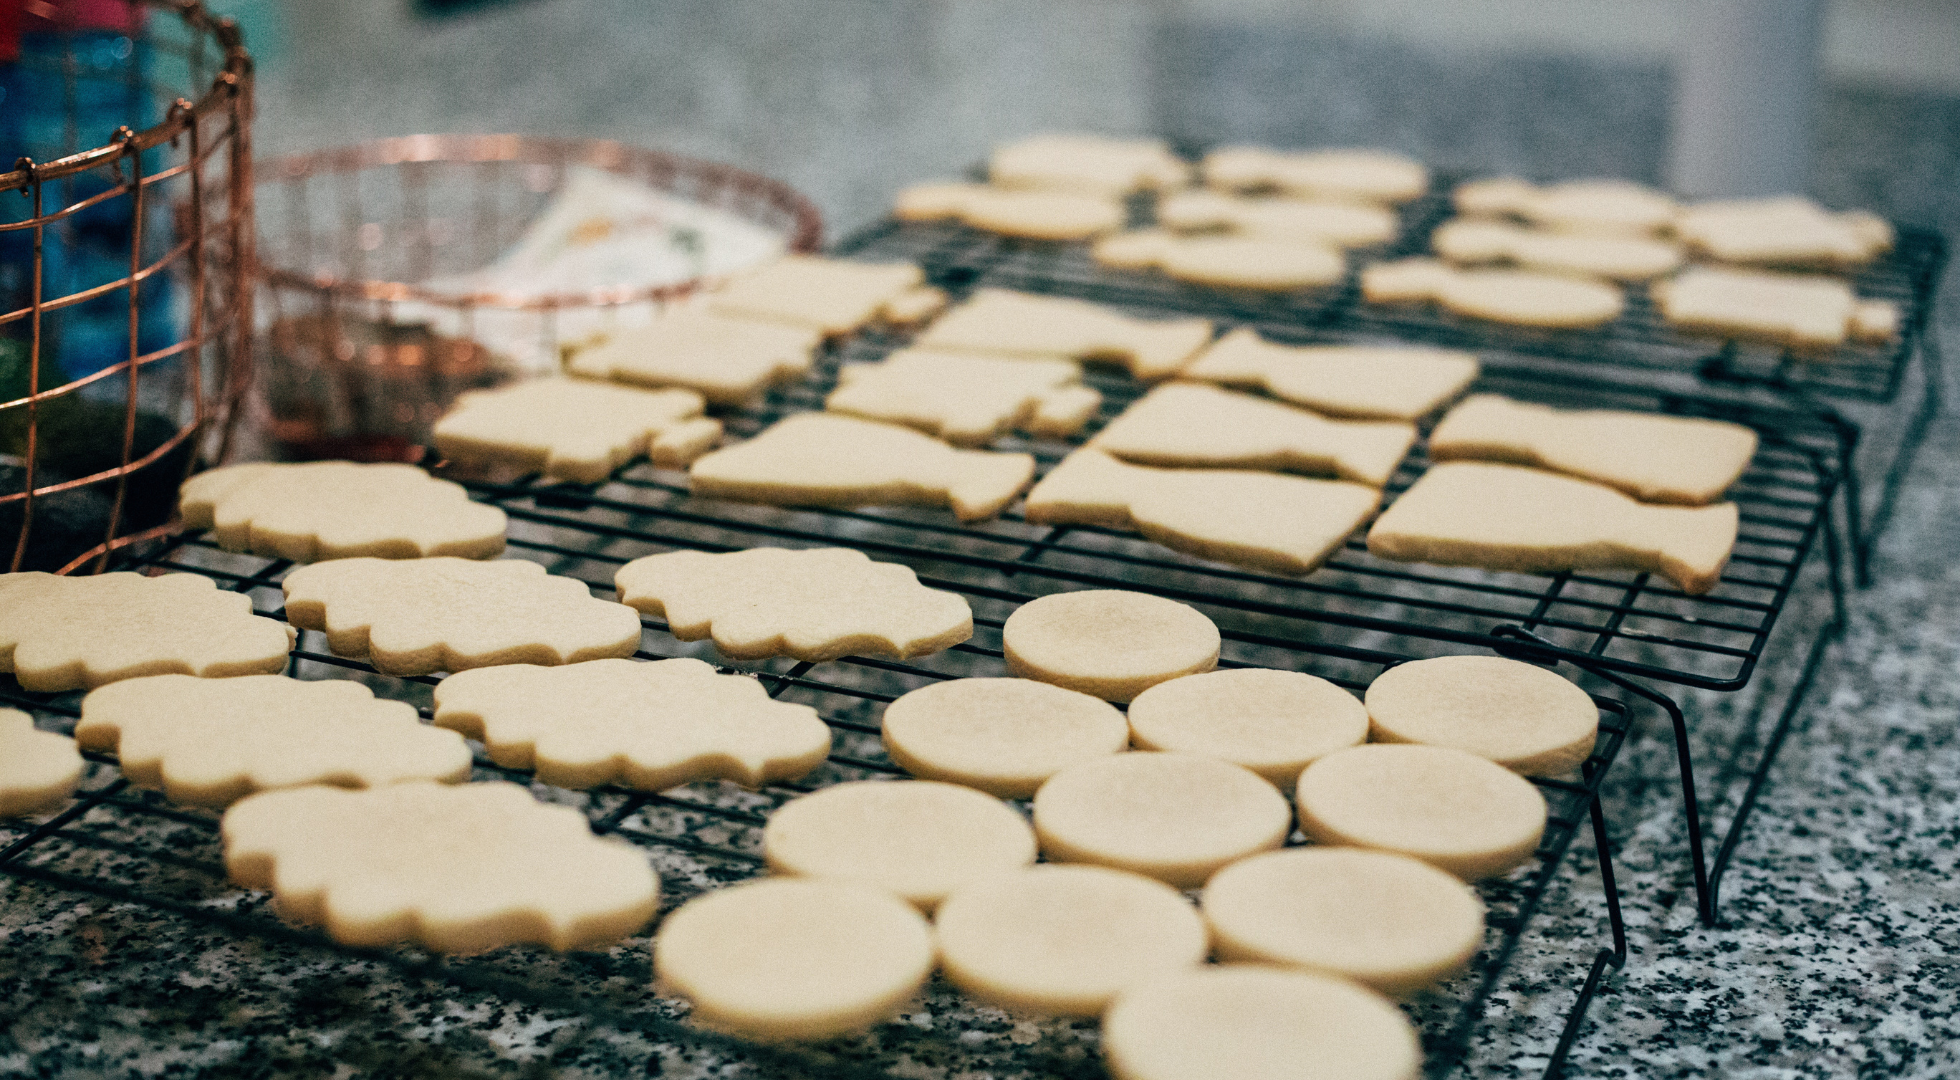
[0,0,254,574]
[252,134,824,462]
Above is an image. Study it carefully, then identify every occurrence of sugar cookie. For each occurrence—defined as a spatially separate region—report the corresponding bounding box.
[1103,966,1422,1080]
[0,571,293,693]
[1363,259,1625,328]
[1024,449,1380,577]
[990,133,1190,195]
[879,284,949,326]
[1365,654,1598,777]
[935,865,1207,1017]
[431,657,830,790]
[1296,743,1546,880]
[1676,195,1892,269]
[1366,461,1738,595]
[1181,328,1480,421]
[1204,146,1428,205]
[879,677,1129,799]
[0,709,82,818]
[654,878,934,1041]
[1452,176,1538,217]
[1033,752,1288,887]
[1157,190,1398,247]
[1002,590,1220,703]
[762,779,1037,910]
[77,673,471,807]
[432,378,722,483]
[688,413,1035,522]
[281,557,643,675]
[893,181,1126,240]
[1515,179,1678,235]
[564,308,821,405]
[1428,394,1758,505]
[1126,668,1367,787]
[1432,218,1683,281]
[1653,266,1896,348]
[613,547,972,662]
[180,461,507,563]
[1093,382,1416,488]
[1203,846,1484,996]
[1091,231,1346,290]
[222,780,658,952]
[1027,383,1105,436]
[914,288,1213,381]
[825,349,1097,445]
[706,255,924,335]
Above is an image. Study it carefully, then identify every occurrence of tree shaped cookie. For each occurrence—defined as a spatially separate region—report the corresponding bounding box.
[614,547,972,661]
[826,349,1101,445]
[689,413,1035,522]
[222,780,659,952]
[1181,328,1479,421]
[432,657,831,790]
[432,378,722,483]
[1093,382,1415,487]
[1024,448,1380,577]
[0,709,83,818]
[566,307,821,405]
[281,557,643,676]
[76,674,472,807]
[914,288,1213,381]
[0,572,294,692]
[180,461,508,563]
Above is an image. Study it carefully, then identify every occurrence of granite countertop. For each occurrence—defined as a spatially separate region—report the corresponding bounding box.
[5,2,1959,1076]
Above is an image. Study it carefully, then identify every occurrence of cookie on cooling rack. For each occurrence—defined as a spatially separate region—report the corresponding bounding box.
[989,134,1190,195]
[826,349,1100,445]
[1090,231,1347,291]
[1431,218,1683,281]
[431,377,722,483]
[565,307,821,405]
[432,657,830,791]
[895,181,1127,241]
[1126,668,1368,787]
[1361,258,1625,328]
[706,254,924,335]
[180,461,508,563]
[1453,176,1678,235]
[0,571,294,693]
[1002,589,1221,703]
[1362,654,1599,777]
[913,288,1213,382]
[1675,194,1893,269]
[1180,328,1480,422]
[1202,146,1428,205]
[1295,743,1547,881]
[879,677,1129,799]
[1156,190,1398,247]
[1092,382,1415,488]
[77,673,470,807]
[221,780,658,953]
[281,556,642,676]
[1653,265,1899,349]
[0,709,83,818]
[1033,752,1289,887]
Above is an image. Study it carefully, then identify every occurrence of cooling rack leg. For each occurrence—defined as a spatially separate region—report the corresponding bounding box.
[1854,319,1945,585]
[1540,778,1631,1080]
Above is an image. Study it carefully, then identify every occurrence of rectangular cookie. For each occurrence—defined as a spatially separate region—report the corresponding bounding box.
[1181,329,1479,421]
[914,288,1213,381]
[1092,382,1415,488]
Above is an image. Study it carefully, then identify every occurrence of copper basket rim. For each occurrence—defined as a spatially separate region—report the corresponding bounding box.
[252,133,826,313]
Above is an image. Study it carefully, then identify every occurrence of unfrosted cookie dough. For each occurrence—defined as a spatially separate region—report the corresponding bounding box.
[1091,231,1347,290]
[1676,195,1893,269]
[1428,393,1759,505]
[180,462,507,563]
[1033,752,1289,887]
[614,547,971,662]
[1455,177,1678,235]
[1295,743,1547,881]
[1094,382,1415,488]
[222,780,658,952]
[77,673,470,807]
[688,413,1036,522]
[1202,846,1485,995]
[880,677,1129,799]
[762,779,1037,910]
[826,349,1097,445]
[1362,259,1625,328]
[432,378,722,483]
[1182,329,1480,421]
[653,877,934,1041]
[1204,146,1428,205]
[1654,266,1898,348]
[990,133,1190,195]
[1366,461,1739,595]
[564,308,821,405]
[914,288,1213,381]
[1024,449,1380,577]
[1365,654,1598,777]
[0,571,293,693]
[0,709,82,818]
[706,254,924,335]
[1156,190,1398,247]
[935,865,1208,1017]
[894,181,1126,240]
[1103,965,1422,1080]
[1003,590,1220,703]
[1431,218,1683,281]
[281,556,643,675]
[432,657,830,791]
[1126,668,1368,786]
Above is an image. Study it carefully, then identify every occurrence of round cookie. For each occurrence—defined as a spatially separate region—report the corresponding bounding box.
[1102,965,1422,1080]
[654,877,934,1041]
[1002,590,1221,703]
[935,865,1208,1016]
[1365,654,1599,776]
[1033,752,1290,887]
[1296,744,1546,881]
[881,678,1130,799]
[1437,268,1624,329]
[1202,846,1485,996]
[1126,668,1368,786]
[762,779,1036,909]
